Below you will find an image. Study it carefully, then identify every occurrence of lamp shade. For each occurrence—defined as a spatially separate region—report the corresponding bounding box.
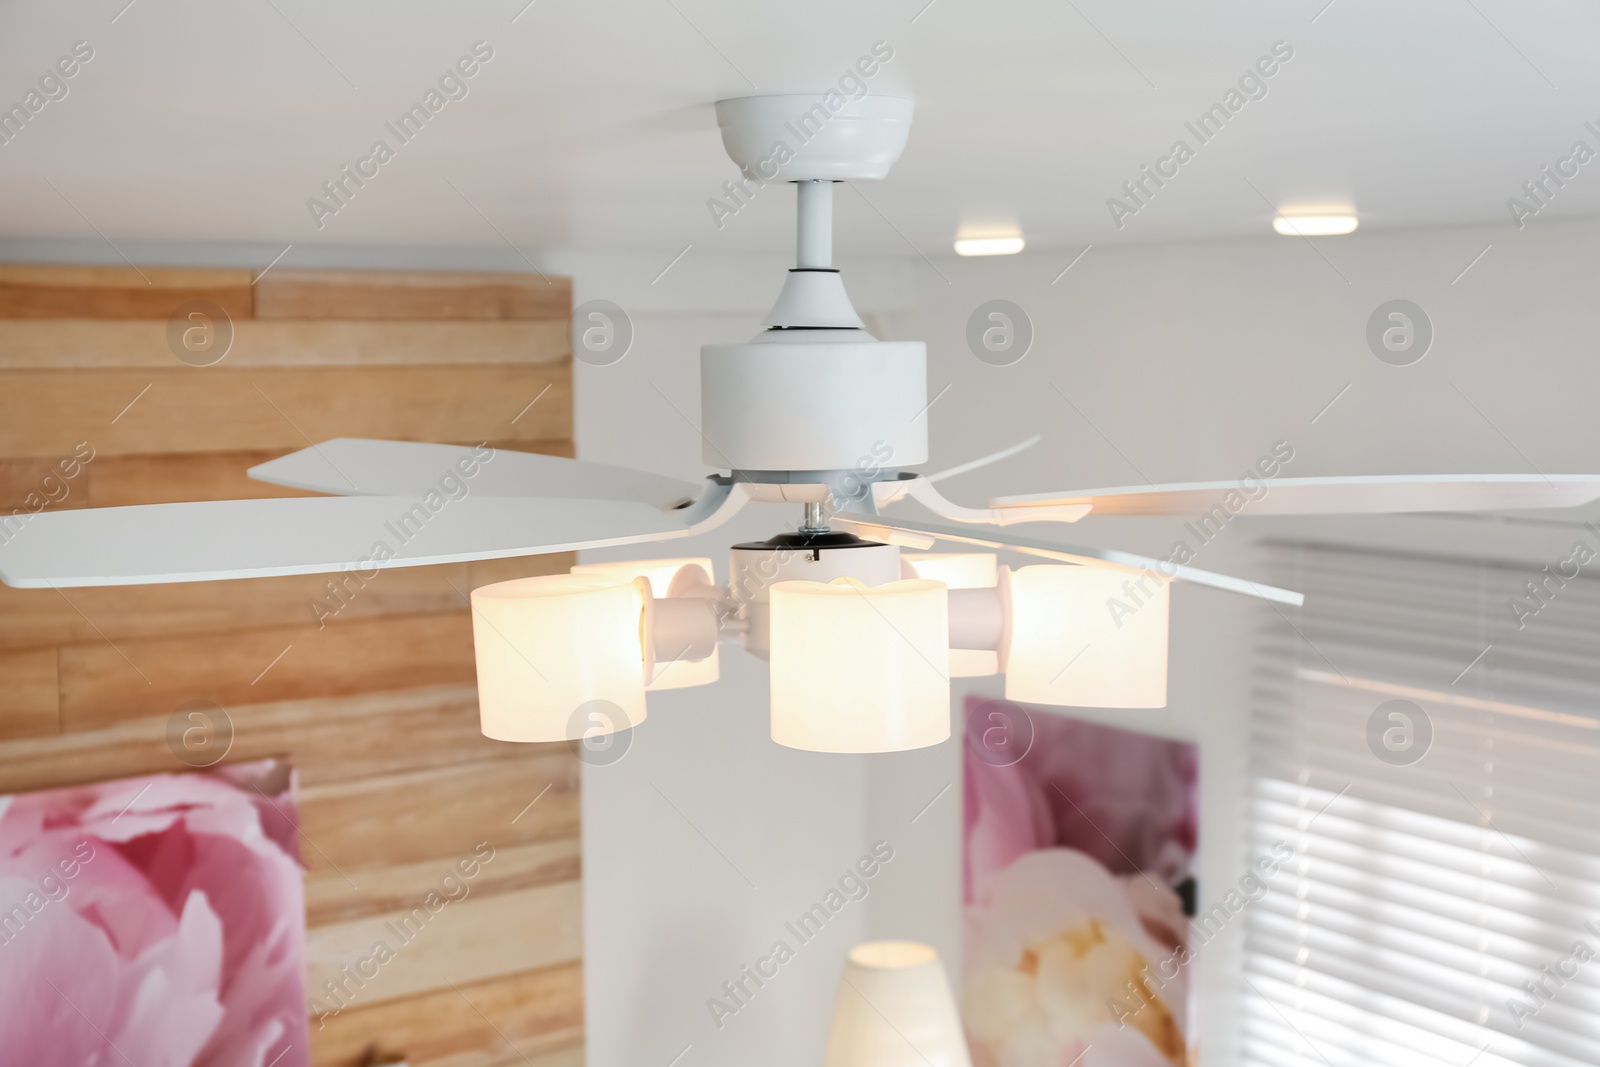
[769,577,949,752]
[1004,564,1168,708]
[571,556,714,597]
[823,941,972,1067]
[471,573,648,741]
[902,553,1000,677]
[570,558,719,690]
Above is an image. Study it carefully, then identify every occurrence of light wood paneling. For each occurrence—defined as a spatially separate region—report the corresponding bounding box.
[0,553,573,653]
[0,566,463,652]
[423,1043,584,1067]
[0,267,583,1067]
[0,265,573,325]
[0,319,569,368]
[58,611,480,730]
[305,838,582,926]
[0,454,85,509]
[84,448,315,505]
[0,364,572,457]
[0,265,255,320]
[305,880,584,1007]
[256,270,570,322]
[0,684,560,795]
[298,755,578,873]
[310,964,583,1067]
[0,647,58,739]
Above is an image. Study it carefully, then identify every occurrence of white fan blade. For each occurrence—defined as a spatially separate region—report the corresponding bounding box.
[990,473,1600,518]
[873,477,1092,526]
[922,435,1042,483]
[249,438,704,510]
[833,511,1304,606]
[0,495,690,588]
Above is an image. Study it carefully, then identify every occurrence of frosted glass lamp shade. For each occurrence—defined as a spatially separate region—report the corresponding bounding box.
[571,556,714,597]
[570,558,719,690]
[769,577,949,753]
[1004,564,1168,708]
[471,574,648,741]
[823,941,972,1067]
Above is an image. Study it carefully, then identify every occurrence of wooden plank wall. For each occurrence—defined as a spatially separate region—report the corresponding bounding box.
[0,265,585,1067]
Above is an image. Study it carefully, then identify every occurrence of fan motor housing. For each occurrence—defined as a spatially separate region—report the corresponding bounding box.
[704,93,925,477]
[700,335,927,472]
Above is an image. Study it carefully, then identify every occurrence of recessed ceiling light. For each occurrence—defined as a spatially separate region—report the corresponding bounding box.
[954,235,1026,256]
[1273,215,1358,236]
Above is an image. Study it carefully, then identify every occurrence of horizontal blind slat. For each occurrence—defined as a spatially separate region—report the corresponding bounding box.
[1245,540,1600,1067]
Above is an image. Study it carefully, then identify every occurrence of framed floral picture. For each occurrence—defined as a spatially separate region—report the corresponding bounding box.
[963,697,1198,1067]
[0,760,309,1066]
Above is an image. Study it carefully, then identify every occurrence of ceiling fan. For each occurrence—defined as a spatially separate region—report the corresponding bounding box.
[4,93,1598,755]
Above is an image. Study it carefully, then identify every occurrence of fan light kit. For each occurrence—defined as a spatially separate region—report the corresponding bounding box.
[4,95,1600,755]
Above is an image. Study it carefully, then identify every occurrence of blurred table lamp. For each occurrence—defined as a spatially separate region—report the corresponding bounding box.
[822,940,972,1067]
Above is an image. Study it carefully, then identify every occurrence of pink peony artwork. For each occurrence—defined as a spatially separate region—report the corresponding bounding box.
[0,760,310,1067]
[962,698,1198,1067]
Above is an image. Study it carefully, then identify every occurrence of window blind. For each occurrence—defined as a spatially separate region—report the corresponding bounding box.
[1243,538,1600,1067]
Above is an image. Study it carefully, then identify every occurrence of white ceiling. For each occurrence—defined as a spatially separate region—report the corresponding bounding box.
[3,0,1599,258]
